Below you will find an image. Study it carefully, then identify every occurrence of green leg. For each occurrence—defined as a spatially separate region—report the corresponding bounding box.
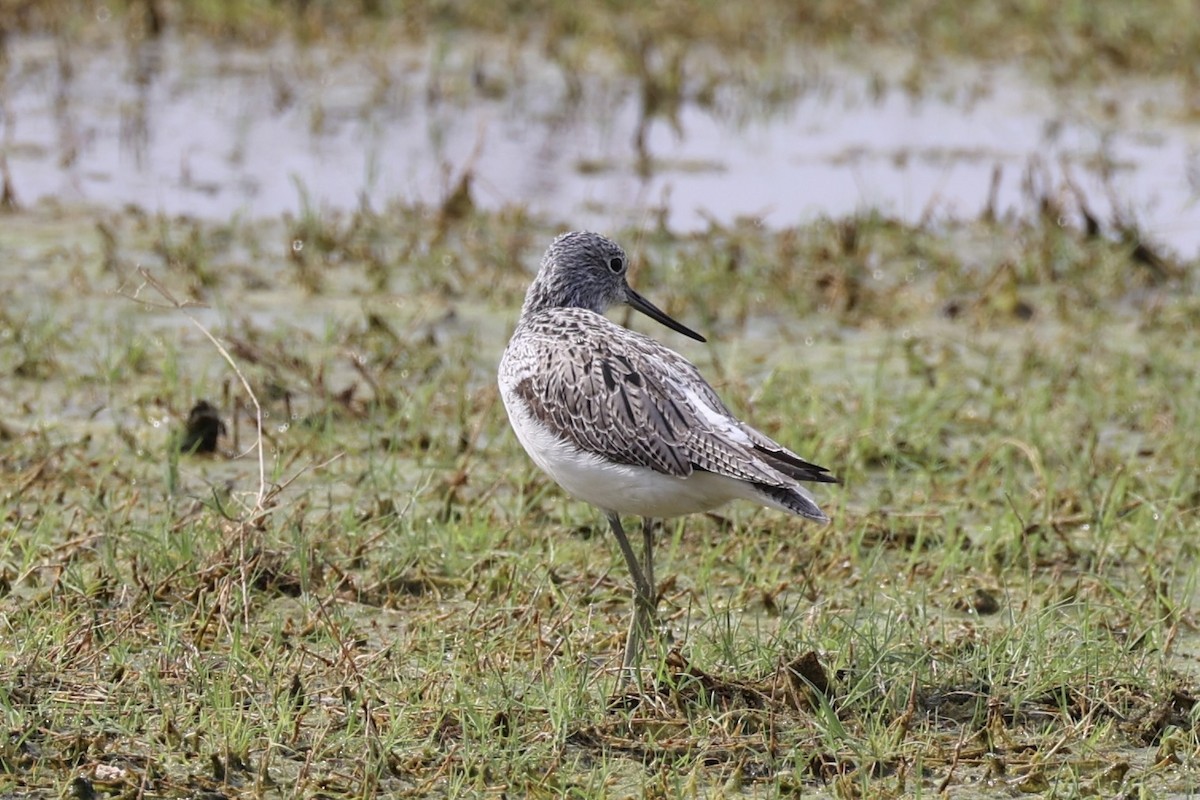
[607,512,656,683]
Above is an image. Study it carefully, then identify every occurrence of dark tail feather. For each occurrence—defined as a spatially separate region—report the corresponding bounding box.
[753,444,839,485]
[754,483,829,523]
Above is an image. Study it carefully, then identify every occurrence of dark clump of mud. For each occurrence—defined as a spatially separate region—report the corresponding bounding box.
[178,400,225,455]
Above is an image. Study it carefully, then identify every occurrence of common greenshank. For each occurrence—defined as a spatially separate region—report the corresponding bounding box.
[498,231,837,678]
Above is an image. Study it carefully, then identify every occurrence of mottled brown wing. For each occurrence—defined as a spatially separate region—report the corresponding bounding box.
[513,321,796,486]
[657,344,839,485]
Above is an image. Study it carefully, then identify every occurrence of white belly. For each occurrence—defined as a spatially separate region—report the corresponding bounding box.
[500,386,755,518]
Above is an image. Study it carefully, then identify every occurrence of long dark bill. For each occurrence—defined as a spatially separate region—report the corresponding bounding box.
[625,287,707,343]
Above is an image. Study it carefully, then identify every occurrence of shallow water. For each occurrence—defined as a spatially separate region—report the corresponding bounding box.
[5,34,1199,257]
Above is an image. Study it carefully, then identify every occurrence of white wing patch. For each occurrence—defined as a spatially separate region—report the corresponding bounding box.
[680,385,752,446]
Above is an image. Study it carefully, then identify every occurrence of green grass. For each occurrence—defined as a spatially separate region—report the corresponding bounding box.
[1,197,1198,797]
[16,0,1200,87]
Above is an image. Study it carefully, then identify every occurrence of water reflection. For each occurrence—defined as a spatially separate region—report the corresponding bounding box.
[4,34,1198,257]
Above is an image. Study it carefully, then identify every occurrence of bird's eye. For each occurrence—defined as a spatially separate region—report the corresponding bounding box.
[607,256,624,274]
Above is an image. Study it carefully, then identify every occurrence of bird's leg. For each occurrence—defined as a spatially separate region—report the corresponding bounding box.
[641,518,658,619]
[637,518,662,676]
[606,512,655,684]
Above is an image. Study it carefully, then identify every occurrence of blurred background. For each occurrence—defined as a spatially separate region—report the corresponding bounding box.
[4,0,1198,256]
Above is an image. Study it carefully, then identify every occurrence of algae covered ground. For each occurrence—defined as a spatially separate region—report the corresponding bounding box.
[3,3,1200,798]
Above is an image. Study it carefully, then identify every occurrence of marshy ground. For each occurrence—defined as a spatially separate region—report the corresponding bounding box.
[2,2,1200,798]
